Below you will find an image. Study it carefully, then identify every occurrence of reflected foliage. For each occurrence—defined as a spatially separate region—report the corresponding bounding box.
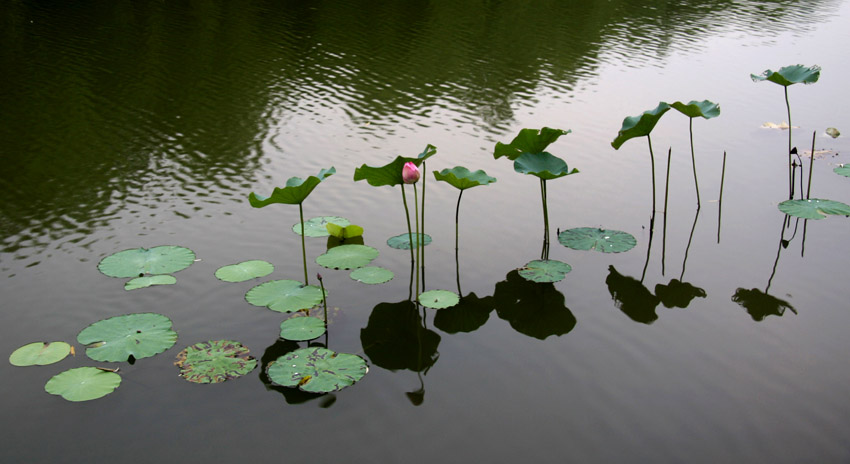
[493,270,576,339]
[433,292,494,334]
[360,300,440,372]
[606,266,660,324]
[732,288,796,321]
[654,279,707,309]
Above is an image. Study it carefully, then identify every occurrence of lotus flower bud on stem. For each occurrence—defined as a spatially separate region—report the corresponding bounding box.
[402,162,420,184]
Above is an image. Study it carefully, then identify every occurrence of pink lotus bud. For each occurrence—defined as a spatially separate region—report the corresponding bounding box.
[316,273,323,281]
[402,162,420,184]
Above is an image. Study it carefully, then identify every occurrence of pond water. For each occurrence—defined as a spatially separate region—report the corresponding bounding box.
[2,1,850,462]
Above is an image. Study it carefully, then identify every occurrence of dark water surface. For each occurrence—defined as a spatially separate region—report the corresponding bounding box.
[2,1,850,462]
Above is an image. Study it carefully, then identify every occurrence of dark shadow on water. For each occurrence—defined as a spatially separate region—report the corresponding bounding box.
[492,270,576,340]
[360,300,440,373]
[433,292,494,334]
[607,265,660,324]
[655,279,707,309]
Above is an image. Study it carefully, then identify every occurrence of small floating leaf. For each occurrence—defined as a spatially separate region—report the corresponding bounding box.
[45,367,121,402]
[267,347,368,393]
[418,290,460,309]
[174,340,257,384]
[215,260,274,282]
[751,64,821,86]
[513,152,578,180]
[316,244,379,270]
[518,259,572,283]
[279,316,326,341]
[293,216,350,237]
[350,266,394,285]
[834,165,850,178]
[386,233,432,250]
[245,280,325,313]
[326,223,364,239]
[9,342,71,366]
[433,166,497,190]
[98,245,195,278]
[777,198,850,219]
[249,167,335,207]
[557,227,637,253]
[826,127,840,138]
[77,313,178,362]
[124,275,177,290]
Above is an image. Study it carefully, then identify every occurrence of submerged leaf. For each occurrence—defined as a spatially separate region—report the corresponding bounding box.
[518,259,572,283]
[245,280,325,313]
[557,227,637,253]
[293,216,350,237]
[124,275,177,290]
[387,233,432,250]
[494,127,570,161]
[267,347,368,393]
[611,102,671,149]
[98,245,195,278]
[777,198,850,219]
[279,316,326,341]
[249,167,335,207]
[751,64,821,86]
[513,152,578,180]
[433,166,497,190]
[9,342,71,366]
[174,340,257,384]
[418,290,460,309]
[45,367,121,402]
[316,244,379,270]
[215,260,274,283]
[77,313,177,362]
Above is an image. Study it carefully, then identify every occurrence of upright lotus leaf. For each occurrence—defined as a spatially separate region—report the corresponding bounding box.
[174,340,257,384]
[215,260,274,283]
[750,64,821,86]
[732,288,796,321]
[353,145,436,187]
[655,279,707,308]
[606,266,660,324]
[267,347,368,393]
[418,289,460,309]
[671,100,721,119]
[777,198,850,219]
[326,223,364,240]
[493,127,570,160]
[518,259,571,283]
[279,316,326,341]
[98,245,195,278]
[350,266,394,285]
[245,279,325,313]
[834,165,850,178]
[293,216,350,237]
[124,275,177,291]
[433,167,497,190]
[558,227,637,253]
[387,233,431,250]
[77,313,177,362]
[10,341,72,366]
[611,102,671,149]
[492,270,575,340]
[248,167,335,207]
[45,367,121,402]
[432,292,494,334]
[360,300,440,372]
[513,152,578,180]
[316,244,378,270]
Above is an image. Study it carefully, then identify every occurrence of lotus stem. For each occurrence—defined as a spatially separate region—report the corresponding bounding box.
[662,148,671,275]
[647,134,657,216]
[317,273,328,326]
[680,207,699,280]
[413,182,420,299]
[421,161,426,292]
[455,189,463,296]
[689,118,701,208]
[540,179,550,260]
[718,151,727,244]
[664,147,671,214]
[400,185,415,264]
[784,86,793,199]
[806,130,815,199]
[299,203,308,286]
[641,212,655,284]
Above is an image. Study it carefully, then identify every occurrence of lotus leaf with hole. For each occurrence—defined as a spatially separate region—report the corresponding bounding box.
[493,127,570,160]
[97,245,195,278]
[77,313,177,362]
[45,367,121,402]
[326,223,364,240]
[292,216,350,237]
[316,244,378,270]
[279,316,326,341]
[353,145,436,187]
[9,341,71,366]
[518,259,572,283]
[418,289,460,309]
[513,152,578,180]
[387,233,431,250]
[433,167,497,190]
[267,347,368,393]
[777,198,850,219]
[246,280,325,313]
[124,275,177,290]
[248,167,335,207]
[350,266,394,284]
[215,260,274,283]
[558,227,637,253]
[174,340,257,384]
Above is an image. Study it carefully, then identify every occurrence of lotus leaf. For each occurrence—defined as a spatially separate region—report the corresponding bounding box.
[493,127,570,160]
[245,280,325,313]
[77,313,177,362]
[834,165,850,178]
[432,292,494,334]
[279,316,326,341]
[248,167,335,207]
[418,290,460,309]
[518,259,572,283]
[671,100,721,119]
[611,102,671,149]
[267,347,368,393]
[386,233,432,250]
[174,340,257,384]
[326,223,364,239]
[97,245,195,278]
[777,198,850,219]
[433,167,497,190]
[513,152,578,180]
[350,266,394,284]
[826,127,840,138]
[45,367,121,402]
[215,260,274,282]
[353,145,436,187]
[557,227,637,253]
[292,216,350,237]
[124,275,177,290]
[316,244,378,270]
[9,341,71,366]
[751,64,821,86]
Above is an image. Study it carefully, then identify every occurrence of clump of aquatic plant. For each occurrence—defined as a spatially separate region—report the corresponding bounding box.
[751,65,821,198]
[248,167,336,285]
[670,100,721,207]
[174,340,257,384]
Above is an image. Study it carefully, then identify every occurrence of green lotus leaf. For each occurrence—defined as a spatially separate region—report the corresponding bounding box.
[245,279,326,313]
[353,145,437,187]
[77,313,177,362]
[215,260,274,283]
[350,266,394,285]
[433,166,497,190]
[97,245,196,278]
[248,167,335,207]
[834,165,850,177]
[45,367,121,402]
[671,100,721,119]
[279,316,326,341]
[557,227,637,253]
[418,289,460,309]
[9,341,71,366]
[493,127,570,161]
[513,152,578,180]
[316,244,378,270]
[826,127,840,139]
[518,259,572,283]
[387,233,432,250]
[611,102,672,149]
[174,340,257,384]
[777,198,850,219]
[124,275,177,290]
[267,347,368,393]
[292,216,350,237]
[326,223,364,239]
[751,64,821,86]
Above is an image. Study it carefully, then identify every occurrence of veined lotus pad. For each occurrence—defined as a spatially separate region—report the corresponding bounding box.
[97,246,195,278]
[215,260,274,282]
[316,244,378,270]
[518,259,572,283]
[77,313,178,362]
[418,290,460,309]
[174,340,257,384]
[777,198,850,219]
[45,367,121,402]
[558,227,637,253]
[279,316,326,341]
[267,347,368,393]
[245,279,325,313]
[387,233,432,250]
[834,165,850,178]
[9,341,72,366]
[350,266,394,284]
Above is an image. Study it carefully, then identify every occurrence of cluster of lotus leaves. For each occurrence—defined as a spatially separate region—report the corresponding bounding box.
[246,280,326,313]
[174,340,257,384]
[493,127,577,180]
[777,199,850,219]
[558,227,637,253]
[9,342,71,366]
[248,167,335,207]
[750,64,821,87]
[353,144,436,187]
[267,347,368,393]
[77,313,178,362]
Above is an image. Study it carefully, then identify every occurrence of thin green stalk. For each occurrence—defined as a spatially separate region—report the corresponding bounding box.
[455,190,464,252]
[299,203,308,286]
[421,162,426,292]
[806,130,815,199]
[688,118,701,208]
[317,274,328,327]
[647,134,657,215]
[664,147,671,214]
[413,183,420,299]
[662,147,671,276]
[540,179,550,260]
[785,86,793,199]
[400,185,415,264]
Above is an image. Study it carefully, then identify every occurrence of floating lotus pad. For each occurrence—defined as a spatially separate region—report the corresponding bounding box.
[279,316,326,341]
[45,367,121,402]
[292,216,350,237]
[350,266,394,285]
[77,313,178,362]
[558,227,637,253]
[518,259,572,283]
[433,166,497,190]
[174,340,257,384]
[316,244,378,270]
[267,347,368,393]
[513,151,578,180]
[97,246,196,278]
[834,165,850,178]
[326,223,364,239]
[215,260,274,282]
[249,167,335,207]
[387,233,432,250]
[751,64,821,86]
[9,341,72,366]
[125,275,177,290]
[777,198,850,219]
[246,280,326,313]
[418,290,460,309]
